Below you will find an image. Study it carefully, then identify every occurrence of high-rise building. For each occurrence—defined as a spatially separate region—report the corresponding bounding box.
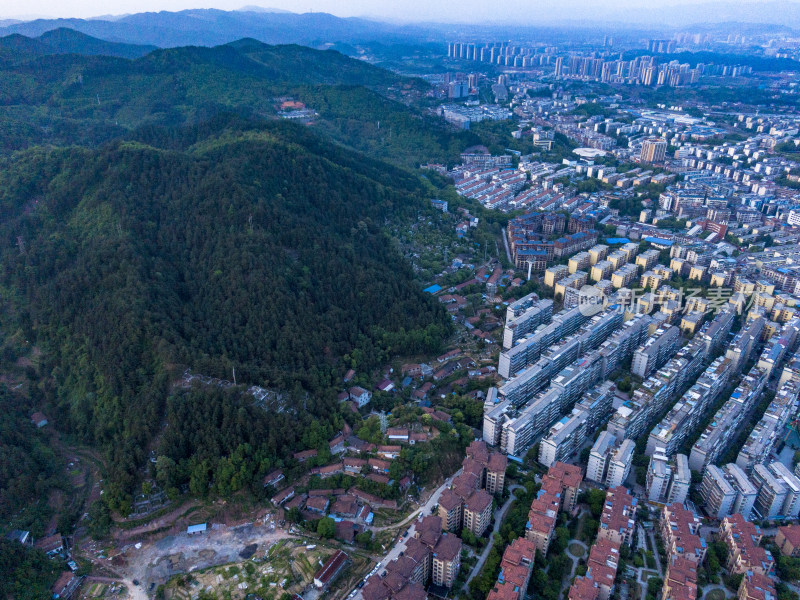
[606,440,635,488]
[640,138,667,164]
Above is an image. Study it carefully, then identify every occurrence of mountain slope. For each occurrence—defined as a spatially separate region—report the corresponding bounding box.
[0,37,474,165]
[0,117,451,509]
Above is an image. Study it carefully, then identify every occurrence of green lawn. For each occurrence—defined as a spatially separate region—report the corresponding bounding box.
[706,589,726,600]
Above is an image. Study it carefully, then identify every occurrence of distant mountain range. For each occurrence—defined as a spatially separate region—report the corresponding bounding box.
[0,4,797,51]
[0,9,436,48]
[0,28,155,61]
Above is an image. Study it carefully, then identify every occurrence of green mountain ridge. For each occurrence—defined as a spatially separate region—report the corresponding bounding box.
[0,28,157,64]
[0,116,451,511]
[0,34,474,165]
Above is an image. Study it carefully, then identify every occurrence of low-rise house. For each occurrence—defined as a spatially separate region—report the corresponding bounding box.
[314,550,349,589]
[349,386,372,408]
[293,449,318,462]
[305,496,330,514]
[271,487,295,505]
[263,469,285,488]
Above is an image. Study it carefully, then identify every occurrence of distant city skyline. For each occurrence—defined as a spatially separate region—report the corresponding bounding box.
[1,0,797,26]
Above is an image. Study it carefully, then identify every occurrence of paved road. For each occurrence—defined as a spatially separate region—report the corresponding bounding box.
[462,484,524,591]
[502,228,513,265]
[348,470,463,600]
[647,532,663,576]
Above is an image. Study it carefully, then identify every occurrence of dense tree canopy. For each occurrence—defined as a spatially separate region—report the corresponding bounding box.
[0,118,452,510]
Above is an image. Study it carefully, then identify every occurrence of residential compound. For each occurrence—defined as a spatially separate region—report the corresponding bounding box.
[525,462,582,554]
[438,441,506,537]
[607,306,735,445]
[566,486,633,600]
[645,355,733,457]
[689,365,768,472]
[486,308,652,457]
[361,516,462,600]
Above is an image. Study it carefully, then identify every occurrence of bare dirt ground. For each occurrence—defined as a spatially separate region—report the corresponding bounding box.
[109,521,296,595]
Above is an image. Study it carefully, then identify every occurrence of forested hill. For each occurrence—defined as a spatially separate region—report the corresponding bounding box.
[0,34,475,165]
[0,28,157,61]
[0,117,452,510]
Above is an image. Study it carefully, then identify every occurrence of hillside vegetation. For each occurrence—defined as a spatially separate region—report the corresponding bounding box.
[0,35,476,165]
[0,115,452,512]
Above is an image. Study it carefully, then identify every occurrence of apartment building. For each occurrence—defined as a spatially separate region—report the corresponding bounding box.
[611,264,639,288]
[646,450,690,504]
[632,325,680,378]
[545,264,570,287]
[752,464,789,520]
[526,462,582,554]
[486,538,537,600]
[539,381,616,468]
[556,271,589,300]
[701,465,737,519]
[438,441,506,534]
[499,304,589,380]
[725,464,759,520]
[431,534,462,588]
[502,299,555,350]
[364,516,461,600]
[661,503,705,564]
[587,431,617,484]
[463,490,493,537]
[589,244,609,265]
[768,462,800,518]
[582,539,621,600]
[569,251,592,274]
[737,378,800,473]
[725,317,766,373]
[605,440,635,488]
[719,514,774,576]
[607,249,629,270]
[646,357,732,457]
[661,557,698,600]
[689,366,768,471]
[598,486,636,546]
[738,572,776,600]
[776,525,800,557]
[636,249,660,271]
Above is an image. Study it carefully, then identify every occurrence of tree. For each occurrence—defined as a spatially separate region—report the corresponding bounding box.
[355,530,373,549]
[317,517,336,539]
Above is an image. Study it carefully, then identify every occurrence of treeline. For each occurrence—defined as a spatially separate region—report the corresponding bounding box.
[0,385,63,536]
[0,539,62,600]
[0,119,452,512]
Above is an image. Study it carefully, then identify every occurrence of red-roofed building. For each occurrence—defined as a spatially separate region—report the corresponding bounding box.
[720,514,774,577]
[661,556,697,600]
[738,571,776,600]
[776,524,800,557]
[661,503,705,563]
[598,486,636,546]
[314,550,349,589]
[568,575,600,600]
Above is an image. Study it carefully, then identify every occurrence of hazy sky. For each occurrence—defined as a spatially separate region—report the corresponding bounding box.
[0,0,792,22]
